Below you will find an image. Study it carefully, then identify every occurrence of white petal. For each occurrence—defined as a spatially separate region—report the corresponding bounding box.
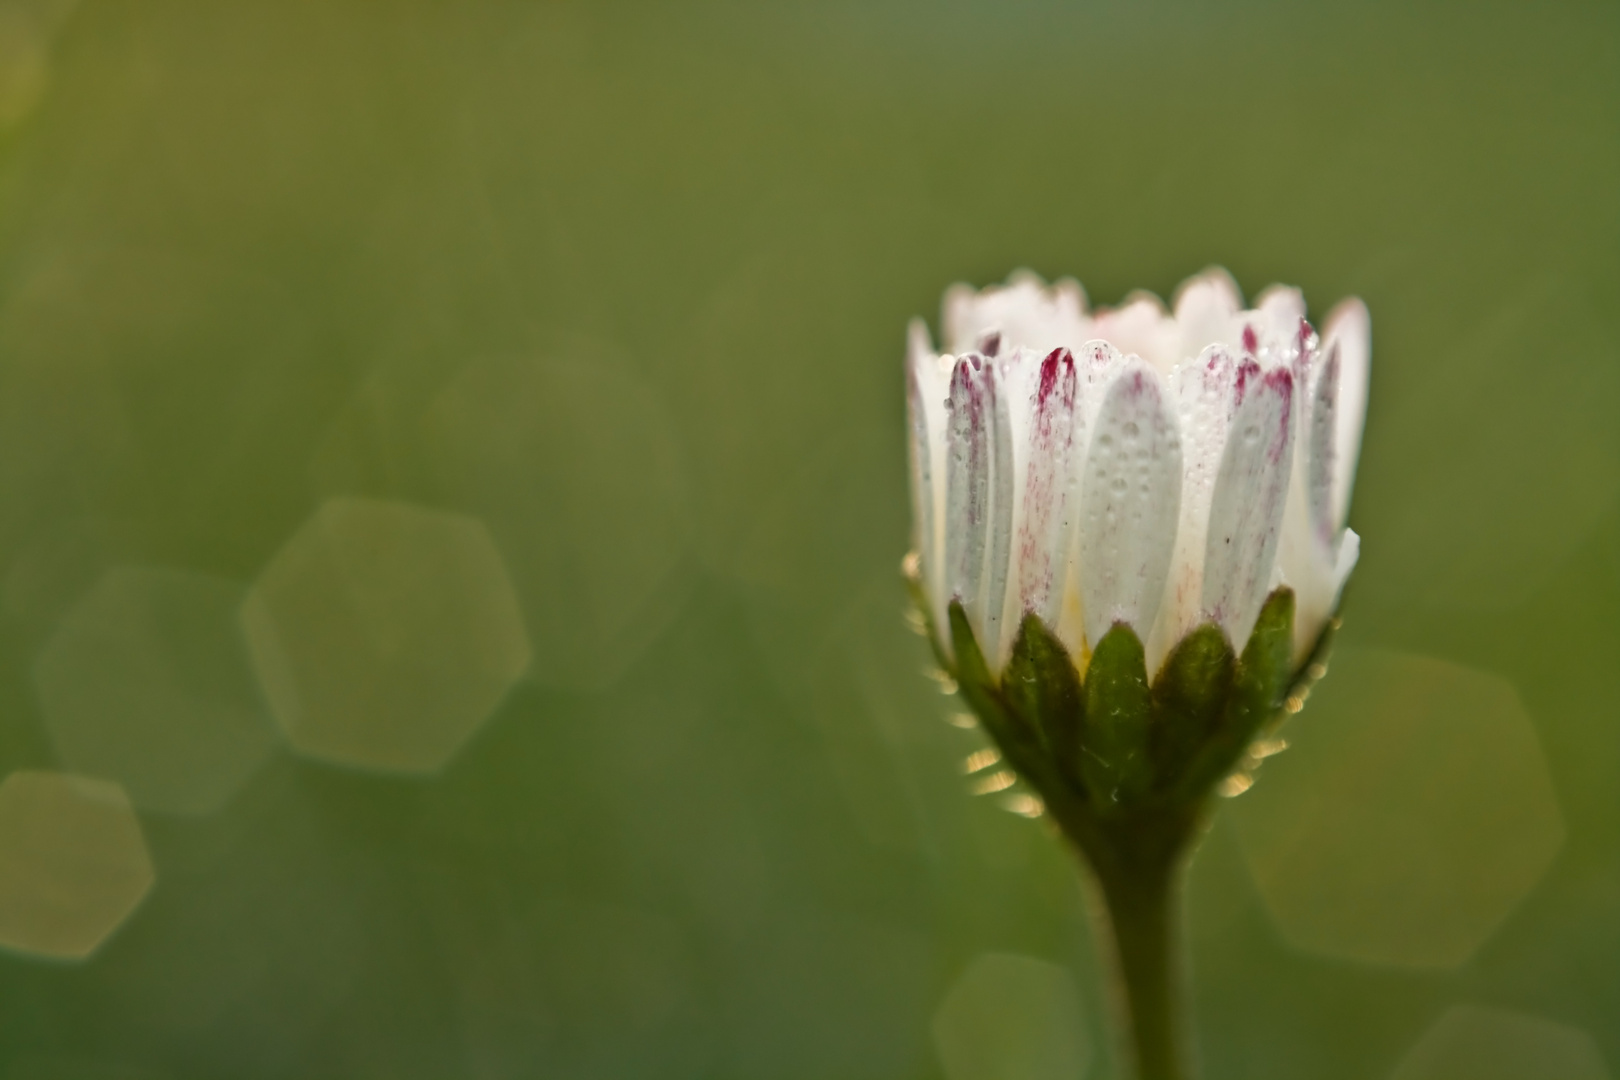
[1077,361,1183,652]
[1074,340,1125,434]
[981,360,1017,667]
[908,317,934,371]
[1323,298,1370,529]
[1172,268,1244,362]
[989,346,1042,667]
[1333,527,1360,598]
[1229,285,1309,374]
[945,356,990,639]
[1276,492,1333,665]
[1274,327,1339,660]
[943,271,1089,357]
[944,353,1016,667]
[1254,285,1306,331]
[907,319,952,625]
[1092,293,1179,373]
[1283,521,1361,663]
[1013,348,1079,632]
[1147,345,1242,673]
[996,347,1041,481]
[905,336,934,561]
[1303,340,1340,549]
[1201,364,1296,652]
[1051,341,1125,657]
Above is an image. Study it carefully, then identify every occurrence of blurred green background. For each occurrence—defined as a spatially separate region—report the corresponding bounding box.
[0,0,1613,1077]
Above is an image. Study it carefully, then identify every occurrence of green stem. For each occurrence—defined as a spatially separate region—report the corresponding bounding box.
[1043,794,1195,1080]
[1095,855,1185,1080]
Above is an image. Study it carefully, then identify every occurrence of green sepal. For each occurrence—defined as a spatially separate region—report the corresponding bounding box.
[1148,623,1235,794]
[1177,587,1295,799]
[946,602,1079,812]
[939,589,1316,835]
[1002,613,1082,768]
[947,602,1037,758]
[947,601,996,709]
[1078,623,1154,814]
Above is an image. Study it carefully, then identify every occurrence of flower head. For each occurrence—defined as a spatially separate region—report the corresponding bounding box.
[906,267,1370,1080]
[907,268,1367,680]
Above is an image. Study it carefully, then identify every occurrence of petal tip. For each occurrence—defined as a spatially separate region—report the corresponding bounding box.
[1171,266,1244,317]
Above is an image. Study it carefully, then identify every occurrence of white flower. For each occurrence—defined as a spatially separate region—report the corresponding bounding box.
[907,268,1367,677]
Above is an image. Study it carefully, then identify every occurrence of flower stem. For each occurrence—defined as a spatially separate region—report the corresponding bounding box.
[1095,855,1185,1080]
[1051,809,1193,1080]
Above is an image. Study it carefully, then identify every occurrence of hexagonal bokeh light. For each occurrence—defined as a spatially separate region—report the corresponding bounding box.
[1389,1005,1609,1080]
[931,952,1093,1080]
[0,771,155,961]
[242,497,531,774]
[1229,648,1565,969]
[35,566,279,817]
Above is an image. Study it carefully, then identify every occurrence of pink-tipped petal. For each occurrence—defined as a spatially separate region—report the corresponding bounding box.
[1201,365,1295,651]
[944,353,1016,663]
[1077,361,1183,651]
[1047,340,1126,656]
[1015,348,1080,630]
[945,356,991,629]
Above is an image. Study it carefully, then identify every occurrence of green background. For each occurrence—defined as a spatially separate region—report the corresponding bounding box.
[0,0,1614,1077]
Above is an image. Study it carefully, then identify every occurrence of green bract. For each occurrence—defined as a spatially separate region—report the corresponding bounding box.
[939,586,1331,865]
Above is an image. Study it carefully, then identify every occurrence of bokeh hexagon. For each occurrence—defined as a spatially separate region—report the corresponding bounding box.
[0,771,155,961]
[1389,1005,1609,1080]
[35,566,278,817]
[1228,648,1564,969]
[931,952,1092,1080]
[242,497,530,774]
